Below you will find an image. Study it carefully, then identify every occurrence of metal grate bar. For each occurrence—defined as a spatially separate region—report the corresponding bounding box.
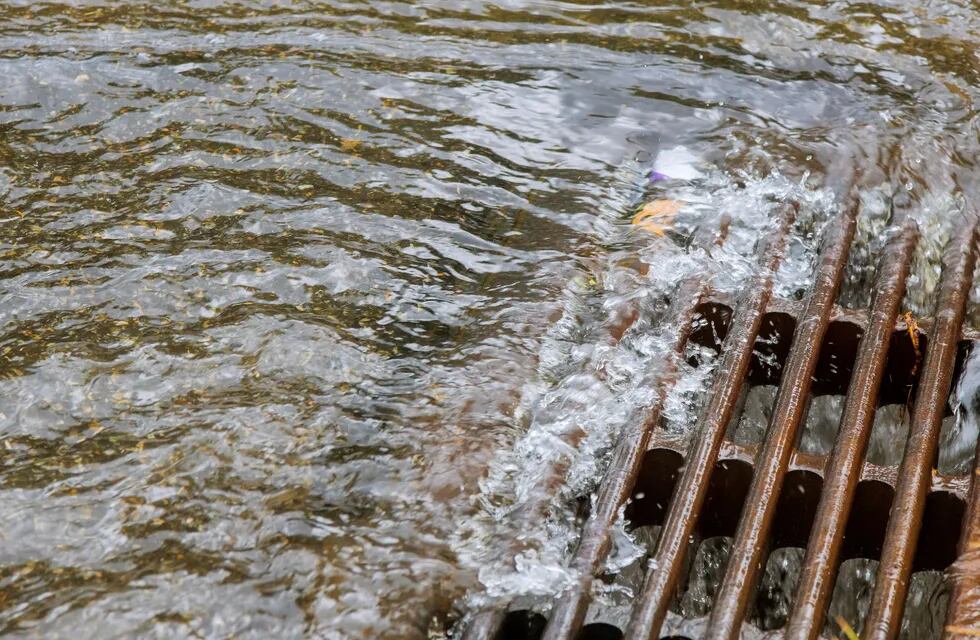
[461,220,733,640]
[863,220,980,640]
[946,400,980,638]
[624,203,798,640]
[705,199,861,638]
[540,275,708,640]
[456,203,980,640]
[785,219,919,640]
[537,222,732,640]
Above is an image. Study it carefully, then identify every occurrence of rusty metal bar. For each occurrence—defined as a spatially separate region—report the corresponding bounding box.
[785,220,919,640]
[534,220,732,640]
[863,220,980,640]
[945,410,980,639]
[461,219,732,640]
[705,200,861,638]
[624,203,798,640]
[539,275,707,640]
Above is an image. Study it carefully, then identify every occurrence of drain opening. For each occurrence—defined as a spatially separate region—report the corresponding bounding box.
[575,623,622,640]
[879,326,928,406]
[770,470,823,549]
[497,611,546,640]
[938,340,978,474]
[698,460,753,540]
[626,449,684,529]
[677,536,731,618]
[867,403,912,466]
[752,546,805,631]
[914,491,965,572]
[841,480,894,562]
[747,311,797,386]
[671,460,753,617]
[798,394,845,455]
[727,384,776,445]
[811,320,864,395]
[688,302,733,356]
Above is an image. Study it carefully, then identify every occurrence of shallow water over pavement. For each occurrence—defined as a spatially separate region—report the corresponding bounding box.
[1,1,979,638]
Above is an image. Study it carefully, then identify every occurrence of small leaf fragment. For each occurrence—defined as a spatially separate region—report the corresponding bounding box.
[632,199,683,236]
[340,138,362,153]
[835,616,860,640]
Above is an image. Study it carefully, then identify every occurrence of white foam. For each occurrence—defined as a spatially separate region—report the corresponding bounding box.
[454,165,837,617]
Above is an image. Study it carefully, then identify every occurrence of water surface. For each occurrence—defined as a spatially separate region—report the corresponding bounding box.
[1,1,979,638]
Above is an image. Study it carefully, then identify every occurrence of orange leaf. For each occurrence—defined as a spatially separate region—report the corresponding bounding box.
[632,199,683,236]
[633,199,682,222]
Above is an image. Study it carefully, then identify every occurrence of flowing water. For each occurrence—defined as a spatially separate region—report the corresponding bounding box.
[1,1,979,639]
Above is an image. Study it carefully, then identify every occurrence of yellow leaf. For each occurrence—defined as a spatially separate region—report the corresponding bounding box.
[340,138,362,152]
[836,616,860,640]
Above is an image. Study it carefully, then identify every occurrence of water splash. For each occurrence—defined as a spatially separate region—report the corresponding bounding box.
[454,167,838,616]
[944,345,980,475]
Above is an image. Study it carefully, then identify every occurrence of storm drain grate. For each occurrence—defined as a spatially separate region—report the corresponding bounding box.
[463,198,980,640]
